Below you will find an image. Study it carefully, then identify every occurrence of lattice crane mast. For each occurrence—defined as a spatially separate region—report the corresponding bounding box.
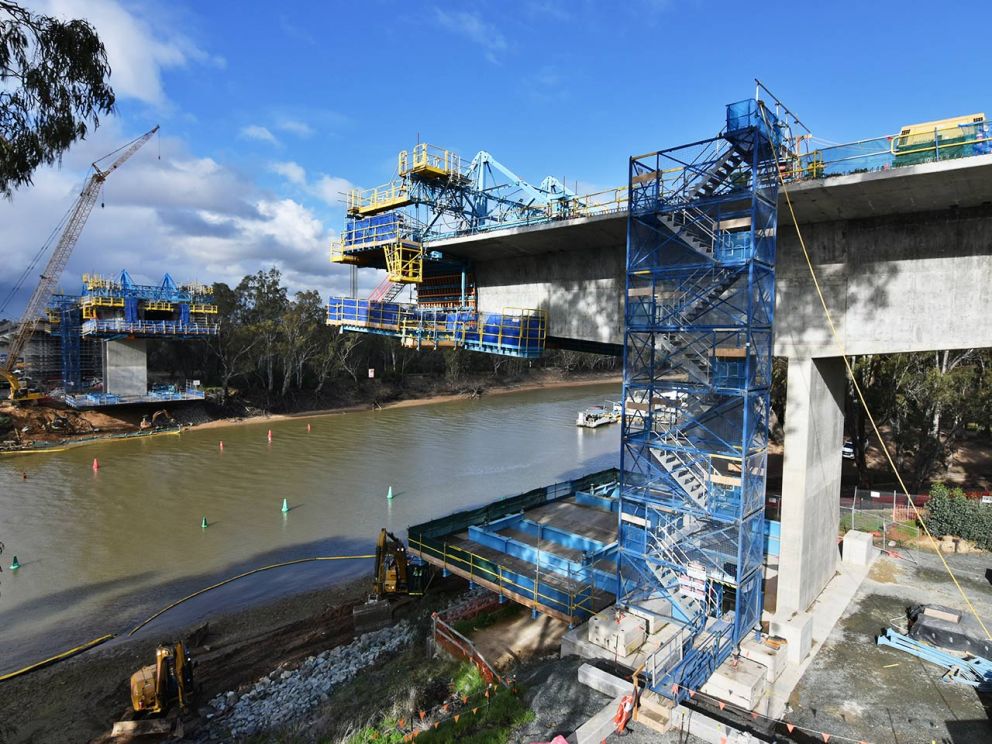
[1,125,159,402]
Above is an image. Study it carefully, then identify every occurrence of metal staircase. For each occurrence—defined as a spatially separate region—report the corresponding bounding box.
[368,277,406,303]
[619,97,786,701]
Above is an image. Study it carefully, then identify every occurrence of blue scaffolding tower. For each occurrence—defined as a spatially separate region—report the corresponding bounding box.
[54,295,82,393]
[618,99,784,701]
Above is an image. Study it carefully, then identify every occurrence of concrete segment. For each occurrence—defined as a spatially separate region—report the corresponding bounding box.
[738,636,786,684]
[769,612,812,666]
[700,656,768,712]
[777,356,845,614]
[842,530,876,566]
[566,694,623,744]
[101,338,147,396]
[577,663,631,699]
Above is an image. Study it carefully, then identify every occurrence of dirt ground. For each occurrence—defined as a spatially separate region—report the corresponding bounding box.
[787,549,992,743]
[0,576,372,744]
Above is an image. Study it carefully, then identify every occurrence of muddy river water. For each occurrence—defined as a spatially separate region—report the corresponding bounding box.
[0,382,620,673]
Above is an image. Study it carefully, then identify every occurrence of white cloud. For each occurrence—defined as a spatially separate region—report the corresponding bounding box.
[433,7,507,63]
[312,175,353,207]
[270,161,307,187]
[0,124,355,315]
[277,119,315,138]
[36,0,221,107]
[269,161,354,208]
[240,125,280,146]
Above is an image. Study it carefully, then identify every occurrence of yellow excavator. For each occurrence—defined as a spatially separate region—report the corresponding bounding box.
[129,641,195,715]
[353,529,428,630]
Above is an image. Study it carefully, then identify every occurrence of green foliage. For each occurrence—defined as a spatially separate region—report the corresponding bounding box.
[452,663,486,699]
[415,687,534,744]
[925,482,992,550]
[0,1,115,197]
[345,720,406,744]
[847,351,991,491]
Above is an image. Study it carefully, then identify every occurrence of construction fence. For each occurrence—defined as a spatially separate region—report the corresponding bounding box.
[839,487,924,545]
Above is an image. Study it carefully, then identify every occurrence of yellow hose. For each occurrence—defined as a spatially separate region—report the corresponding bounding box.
[0,553,375,682]
[126,554,375,636]
[0,634,114,682]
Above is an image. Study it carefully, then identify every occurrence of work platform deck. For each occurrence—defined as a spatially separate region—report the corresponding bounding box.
[408,469,621,625]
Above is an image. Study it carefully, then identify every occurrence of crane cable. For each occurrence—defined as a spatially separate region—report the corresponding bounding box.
[0,126,156,316]
[762,106,992,641]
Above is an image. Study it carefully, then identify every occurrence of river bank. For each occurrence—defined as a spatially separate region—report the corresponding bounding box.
[0,573,373,744]
[195,371,622,432]
[0,370,620,454]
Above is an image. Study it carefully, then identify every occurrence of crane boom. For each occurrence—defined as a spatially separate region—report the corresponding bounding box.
[2,125,159,401]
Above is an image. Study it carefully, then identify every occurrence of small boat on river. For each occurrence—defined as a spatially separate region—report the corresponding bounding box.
[576,401,622,428]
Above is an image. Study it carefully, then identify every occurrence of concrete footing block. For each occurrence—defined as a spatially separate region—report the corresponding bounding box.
[769,612,812,664]
[701,655,768,712]
[577,663,630,698]
[670,705,755,743]
[566,695,623,744]
[739,635,787,683]
[842,529,876,566]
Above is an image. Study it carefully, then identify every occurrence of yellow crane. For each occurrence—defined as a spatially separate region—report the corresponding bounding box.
[1,125,159,403]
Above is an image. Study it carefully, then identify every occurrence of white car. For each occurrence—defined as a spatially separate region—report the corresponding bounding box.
[841,440,855,460]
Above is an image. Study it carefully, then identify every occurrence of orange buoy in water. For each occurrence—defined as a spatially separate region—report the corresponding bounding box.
[92,458,99,471]
[306,423,311,432]
[267,429,273,442]
[219,440,224,450]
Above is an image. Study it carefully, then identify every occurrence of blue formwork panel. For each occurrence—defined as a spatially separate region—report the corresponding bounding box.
[342,214,402,247]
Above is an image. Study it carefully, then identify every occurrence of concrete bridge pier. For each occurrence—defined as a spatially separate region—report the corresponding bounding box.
[776,356,846,615]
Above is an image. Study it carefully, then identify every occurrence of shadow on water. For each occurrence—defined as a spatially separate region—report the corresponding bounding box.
[0,570,158,628]
[0,535,371,675]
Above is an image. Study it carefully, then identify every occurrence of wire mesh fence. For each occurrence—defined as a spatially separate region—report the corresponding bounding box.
[839,487,924,546]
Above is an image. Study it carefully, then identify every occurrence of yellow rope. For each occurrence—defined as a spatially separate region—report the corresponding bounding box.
[127,554,375,636]
[1,553,377,682]
[0,634,114,682]
[765,107,992,641]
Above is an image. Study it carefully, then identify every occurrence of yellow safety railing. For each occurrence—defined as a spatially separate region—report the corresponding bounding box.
[329,240,361,265]
[399,143,465,180]
[190,303,218,314]
[81,273,117,291]
[144,300,173,311]
[46,310,60,324]
[408,535,597,624]
[383,242,424,283]
[347,180,412,216]
[558,186,629,218]
[81,296,124,308]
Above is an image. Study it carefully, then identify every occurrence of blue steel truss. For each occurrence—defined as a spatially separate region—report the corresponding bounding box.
[618,99,784,702]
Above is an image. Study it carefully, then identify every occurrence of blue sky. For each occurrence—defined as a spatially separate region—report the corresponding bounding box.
[1,0,986,313]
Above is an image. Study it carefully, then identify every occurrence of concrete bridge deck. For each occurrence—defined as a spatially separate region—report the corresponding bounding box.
[432,154,992,617]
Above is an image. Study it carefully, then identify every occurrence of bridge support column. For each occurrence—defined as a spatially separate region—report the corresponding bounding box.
[777,356,845,614]
[102,338,148,397]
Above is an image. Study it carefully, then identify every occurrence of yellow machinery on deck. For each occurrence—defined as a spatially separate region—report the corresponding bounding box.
[130,641,195,716]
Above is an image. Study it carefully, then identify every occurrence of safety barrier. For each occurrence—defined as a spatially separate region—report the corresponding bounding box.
[399,143,466,180]
[347,180,412,216]
[430,613,501,686]
[407,469,619,624]
[409,535,598,624]
[327,298,547,358]
[80,319,218,336]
